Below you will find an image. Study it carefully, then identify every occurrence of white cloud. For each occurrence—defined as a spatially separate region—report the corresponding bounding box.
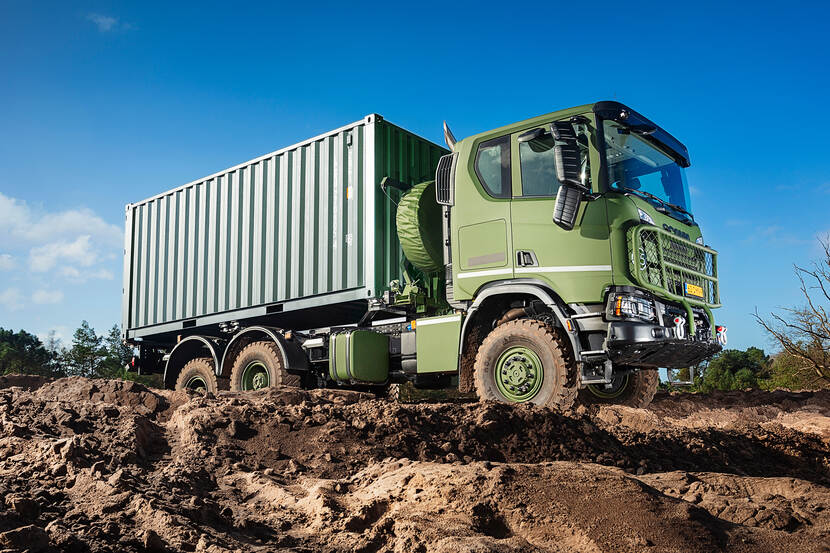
[87,13,118,32]
[0,192,121,246]
[29,235,97,272]
[0,193,121,282]
[0,288,24,311]
[0,254,15,271]
[57,266,114,282]
[32,289,64,305]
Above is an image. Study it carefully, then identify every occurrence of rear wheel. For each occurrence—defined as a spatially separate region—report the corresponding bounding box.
[175,357,221,393]
[384,383,401,402]
[230,341,301,392]
[578,369,659,408]
[474,319,577,410]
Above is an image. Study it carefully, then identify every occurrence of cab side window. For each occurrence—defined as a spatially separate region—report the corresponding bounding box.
[518,134,559,197]
[474,136,511,199]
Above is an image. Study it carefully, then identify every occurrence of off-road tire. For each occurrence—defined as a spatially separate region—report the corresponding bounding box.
[459,325,485,394]
[578,369,659,408]
[229,341,301,392]
[175,357,222,393]
[385,383,401,402]
[474,319,577,410]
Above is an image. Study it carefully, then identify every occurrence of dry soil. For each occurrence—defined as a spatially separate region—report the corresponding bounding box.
[0,375,828,552]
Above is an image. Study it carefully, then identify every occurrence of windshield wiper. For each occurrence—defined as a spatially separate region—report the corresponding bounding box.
[617,186,695,222]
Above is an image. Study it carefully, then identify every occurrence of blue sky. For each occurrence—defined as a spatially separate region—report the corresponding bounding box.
[1,1,828,351]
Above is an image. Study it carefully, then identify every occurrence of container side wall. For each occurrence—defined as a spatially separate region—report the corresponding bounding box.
[124,116,445,335]
[126,120,372,332]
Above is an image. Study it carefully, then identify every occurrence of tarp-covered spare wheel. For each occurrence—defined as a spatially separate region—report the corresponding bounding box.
[396,180,443,274]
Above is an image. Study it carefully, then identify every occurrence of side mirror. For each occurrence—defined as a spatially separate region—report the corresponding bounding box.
[553,184,581,230]
[550,121,589,230]
[550,121,583,187]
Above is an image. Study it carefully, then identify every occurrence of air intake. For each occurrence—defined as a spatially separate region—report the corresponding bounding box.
[435,153,457,206]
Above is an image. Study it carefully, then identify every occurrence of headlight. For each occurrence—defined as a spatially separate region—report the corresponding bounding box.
[695,236,704,245]
[638,208,655,225]
[606,293,656,322]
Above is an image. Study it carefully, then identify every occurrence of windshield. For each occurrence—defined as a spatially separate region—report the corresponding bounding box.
[603,120,692,217]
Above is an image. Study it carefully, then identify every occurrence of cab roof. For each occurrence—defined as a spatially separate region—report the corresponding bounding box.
[457,101,690,166]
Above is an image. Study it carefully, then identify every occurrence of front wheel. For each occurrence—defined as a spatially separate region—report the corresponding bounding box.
[577,369,659,408]
[473,319,577,410]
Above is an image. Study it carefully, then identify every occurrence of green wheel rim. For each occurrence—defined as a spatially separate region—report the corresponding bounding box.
[494,346,544,403]
[587,374,630,399]
[242,361,270,391]
[185,375,207,392]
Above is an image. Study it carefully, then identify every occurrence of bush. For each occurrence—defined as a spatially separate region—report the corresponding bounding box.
[733,368,757,389]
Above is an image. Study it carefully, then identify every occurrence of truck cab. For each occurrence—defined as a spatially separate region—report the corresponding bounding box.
[438,101,724,407]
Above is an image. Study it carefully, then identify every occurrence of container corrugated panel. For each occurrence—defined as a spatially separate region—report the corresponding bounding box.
[122,115,446,339]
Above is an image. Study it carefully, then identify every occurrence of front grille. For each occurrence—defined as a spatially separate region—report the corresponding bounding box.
[628,225,720,307]
[435,153,456,206]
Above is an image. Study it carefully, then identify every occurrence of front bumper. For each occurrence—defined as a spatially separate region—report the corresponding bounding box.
[605,320,721,369]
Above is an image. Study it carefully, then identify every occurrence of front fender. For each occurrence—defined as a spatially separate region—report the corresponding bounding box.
[461,280,582,363]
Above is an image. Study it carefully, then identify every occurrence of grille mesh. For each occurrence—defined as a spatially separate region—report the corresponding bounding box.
[630,226,719,307]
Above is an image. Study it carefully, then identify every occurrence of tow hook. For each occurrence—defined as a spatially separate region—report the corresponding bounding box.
[716,325,728,345]
[673,316,686,339]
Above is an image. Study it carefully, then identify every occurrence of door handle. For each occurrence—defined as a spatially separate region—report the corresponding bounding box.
[516,250,538,267]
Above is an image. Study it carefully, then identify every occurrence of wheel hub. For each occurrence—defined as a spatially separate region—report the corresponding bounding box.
[185,376,207,392]
[494,346,544,402]
[242,361,270,391]
[587,373,630,399]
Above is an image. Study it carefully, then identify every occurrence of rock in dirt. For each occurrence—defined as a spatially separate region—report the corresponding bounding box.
[0,525,50,552]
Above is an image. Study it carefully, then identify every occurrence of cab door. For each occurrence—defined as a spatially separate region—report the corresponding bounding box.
[509,120,612,304]
[453,134,514,298]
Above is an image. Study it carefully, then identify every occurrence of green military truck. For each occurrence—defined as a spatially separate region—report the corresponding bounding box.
[123,101,725,409]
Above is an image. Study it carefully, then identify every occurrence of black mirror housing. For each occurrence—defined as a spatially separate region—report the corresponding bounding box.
[550,121,588,230]
[553,184,582,230]
[550,121,583,188]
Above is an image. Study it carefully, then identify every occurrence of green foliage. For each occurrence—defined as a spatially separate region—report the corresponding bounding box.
[2,321,153,387]
[672,345,828,394]
[760,351,830,390]
[64,321,107,378]
[0,327,61,377]
[697,347,768,392]
[733,368,758,389]
[700,362,734,392]
[102,325,134,377]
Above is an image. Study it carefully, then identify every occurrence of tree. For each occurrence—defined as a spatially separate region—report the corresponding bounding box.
[102,325,134,376]
[755,236,830,383]
[64,321,106,378]
[0,328,56,376]
[42,330,67,376]
[698,347,769,392]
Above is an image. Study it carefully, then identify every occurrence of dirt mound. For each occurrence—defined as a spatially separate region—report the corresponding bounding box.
[0,376,828,552]
[604,389,830,438]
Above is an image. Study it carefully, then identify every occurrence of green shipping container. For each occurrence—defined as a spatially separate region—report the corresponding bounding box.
[122,115,447,340]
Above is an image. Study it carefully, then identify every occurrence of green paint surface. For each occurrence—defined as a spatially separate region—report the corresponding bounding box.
[415,314,462,374]
[329,330,390,384]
